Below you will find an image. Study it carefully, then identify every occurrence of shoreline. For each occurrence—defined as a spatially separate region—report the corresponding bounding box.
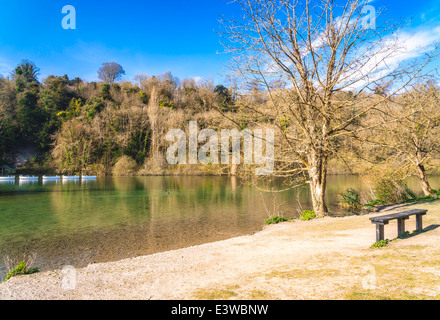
[1,201,440,300]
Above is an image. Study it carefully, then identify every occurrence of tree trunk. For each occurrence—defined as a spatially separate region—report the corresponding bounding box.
[308,153,329,215]
[230,163,237,176]
[416,163,434,196]
[148,87,159,166]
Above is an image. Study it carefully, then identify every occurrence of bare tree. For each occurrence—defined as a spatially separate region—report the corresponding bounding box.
[147,87,160,162]
[98,62,125,85]
[220,0,439,214]
[367,81,440,196]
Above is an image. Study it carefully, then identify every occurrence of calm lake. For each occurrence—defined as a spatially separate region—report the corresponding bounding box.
[0,175,439,280]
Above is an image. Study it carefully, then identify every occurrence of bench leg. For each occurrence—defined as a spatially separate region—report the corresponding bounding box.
[397,218,406,237]
[416,214,423,232]
[376,224,384,242]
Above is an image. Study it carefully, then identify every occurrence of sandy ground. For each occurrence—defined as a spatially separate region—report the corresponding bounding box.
[1,201,440,300]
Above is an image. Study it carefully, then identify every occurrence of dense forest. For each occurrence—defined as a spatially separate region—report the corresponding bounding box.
[0,60,241,175]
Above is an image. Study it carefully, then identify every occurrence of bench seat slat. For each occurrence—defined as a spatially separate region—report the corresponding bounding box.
[370,209,427,223]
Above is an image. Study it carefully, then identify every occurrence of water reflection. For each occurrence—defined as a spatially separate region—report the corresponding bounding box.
[0,180,15,185]
[19,180,39,186]
[42,180,60,186]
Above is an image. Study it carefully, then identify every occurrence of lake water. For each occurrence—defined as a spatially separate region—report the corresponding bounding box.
[0,175,439,280]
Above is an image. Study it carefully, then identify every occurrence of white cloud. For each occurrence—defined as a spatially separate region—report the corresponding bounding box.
[0,59,14,77]
[192,76,203,83]
[342,25,440,90]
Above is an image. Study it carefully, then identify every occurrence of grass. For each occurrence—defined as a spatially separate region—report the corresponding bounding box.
[202,201,440,300]
[300,210,316,221]
[364,199,386,208]
[365,192,440,208]
[370,239,390,248]
[264,216,290,225]
[2,261,39,282]
[265,268,341,280]
[193,285,274,300]
[344,241,440,300]
[256,202,440,300]
[370,229,425,248]
[193,285,240,300]
[402,195,439,203]
[248,289,273,299]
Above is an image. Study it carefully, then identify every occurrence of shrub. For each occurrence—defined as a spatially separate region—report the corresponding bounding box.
[279,116,290,131]
[300,210,316,221]
[370,239,390,249]
[4,261,39,282]
[84,97,104,119]
[138,91,149,104]
[112,155,138,176]
[338,188,362,210]
[159,101,176,109]
[100,83,112,100]
[264,216,289,225]
[373,177,416,204]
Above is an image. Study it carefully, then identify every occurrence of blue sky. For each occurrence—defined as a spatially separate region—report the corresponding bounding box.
[0,0,439,85]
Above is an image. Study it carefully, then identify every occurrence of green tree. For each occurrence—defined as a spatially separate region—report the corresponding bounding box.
[0,77,17,161]
[37,75,75,149]
[214,84,233,112]
[13,60,45,143]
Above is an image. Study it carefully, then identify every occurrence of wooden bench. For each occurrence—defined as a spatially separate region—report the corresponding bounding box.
[370,209,427,242]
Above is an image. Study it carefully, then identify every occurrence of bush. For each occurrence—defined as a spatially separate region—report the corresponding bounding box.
[264,216,289,225]
[4,261,39,282]
[300,210,316,221]
[373,177,416,204]
[159,101,176,109]
[370,239,390,249]
[112,155,138,176]
[339,188,362,210]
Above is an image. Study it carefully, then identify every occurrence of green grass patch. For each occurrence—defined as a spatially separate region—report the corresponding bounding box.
[365,193,439,208]
[402,195,439,203]
[193,285,240,300]
[264,216,290,225]
[364,199,386,207]
[265,268,341,279]
[3,261,39,282]
[370,239,390,249]
[248,289,273,299]
[300,210,316,221]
